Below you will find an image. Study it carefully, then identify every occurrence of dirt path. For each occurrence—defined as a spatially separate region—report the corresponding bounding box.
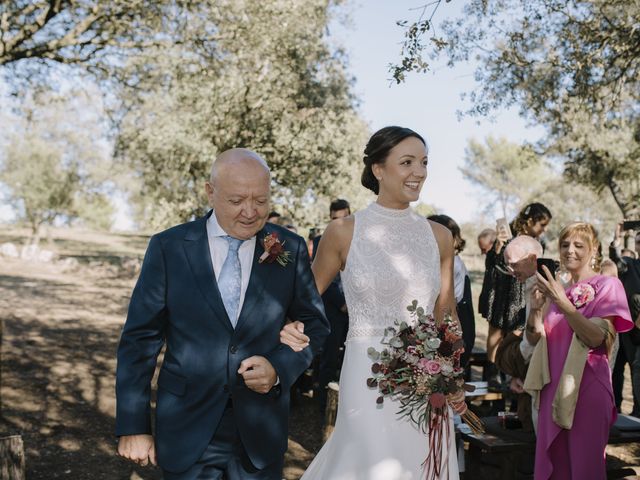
[0,230,322,479]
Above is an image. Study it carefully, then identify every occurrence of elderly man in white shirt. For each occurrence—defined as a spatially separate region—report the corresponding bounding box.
[497,235,544,432]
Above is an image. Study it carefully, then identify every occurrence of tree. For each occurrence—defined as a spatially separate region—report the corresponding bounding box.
[2,135,79,238]
[551,96,640,219]
[0,86,114,238]
[116,0,369,230]
[413,202,438,218]
[459,136,621,248]
[460,136,547,219]
[527,179,620,252]
[392,0,640,218]
[0,1,176,78]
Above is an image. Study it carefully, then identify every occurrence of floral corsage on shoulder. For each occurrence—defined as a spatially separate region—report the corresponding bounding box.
[567,283,596,309]
[259,232,291,267]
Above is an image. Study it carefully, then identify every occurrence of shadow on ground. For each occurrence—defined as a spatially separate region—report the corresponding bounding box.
[0,250,322,480]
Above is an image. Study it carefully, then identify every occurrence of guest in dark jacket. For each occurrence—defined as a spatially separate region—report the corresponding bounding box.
[314,199,351,410]
[610,224,640,416]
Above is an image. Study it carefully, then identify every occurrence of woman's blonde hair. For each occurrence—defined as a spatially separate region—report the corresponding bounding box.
[558,222,603,272]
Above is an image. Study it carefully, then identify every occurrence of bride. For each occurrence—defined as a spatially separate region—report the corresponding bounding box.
[281,126,460,479]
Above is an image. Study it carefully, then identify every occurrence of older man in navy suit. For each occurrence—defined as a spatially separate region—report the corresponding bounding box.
[115,149,329,479]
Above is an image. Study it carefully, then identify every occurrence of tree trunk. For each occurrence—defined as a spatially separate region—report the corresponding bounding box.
[0,435,25,480]
[607,177,639,220]
[29,219,41,247]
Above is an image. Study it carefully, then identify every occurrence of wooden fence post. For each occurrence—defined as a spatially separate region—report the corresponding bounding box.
[323,382,339,442]
[0,435,25,480]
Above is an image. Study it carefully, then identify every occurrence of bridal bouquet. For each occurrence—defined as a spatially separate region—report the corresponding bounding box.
[366,300,484,479]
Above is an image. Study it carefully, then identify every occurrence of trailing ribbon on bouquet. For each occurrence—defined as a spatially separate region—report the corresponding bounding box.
[366,303,485,480]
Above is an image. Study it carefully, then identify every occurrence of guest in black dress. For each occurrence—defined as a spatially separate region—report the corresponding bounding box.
[480,202,552,386]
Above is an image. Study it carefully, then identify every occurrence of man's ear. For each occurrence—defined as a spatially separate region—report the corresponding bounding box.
[205,181,215,207]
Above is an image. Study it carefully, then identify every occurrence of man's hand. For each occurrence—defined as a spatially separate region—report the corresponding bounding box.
[117,434,156,466]
[529,285,548,313]
[510,377,525,394]
[280,321,310,352]
[238,356,277,394]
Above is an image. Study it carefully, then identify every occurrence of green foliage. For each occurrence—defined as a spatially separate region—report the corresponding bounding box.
[460,135,621,247]
[115,0,369,230]
[0,87,114,235]
[71,192,116,231]
[389,0,450,83]
[0,0,176,79]
[528,179,620,253]
[393,0,640,217]
[1,135,79,235]
[460,136,547,218]
[552,97,640,219]
[413,202,438,218]
[1,1,372,232]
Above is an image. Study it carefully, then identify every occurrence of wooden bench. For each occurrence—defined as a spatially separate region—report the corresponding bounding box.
[465,381,503,402]
[468,349,489,369]
[461,415,640,480]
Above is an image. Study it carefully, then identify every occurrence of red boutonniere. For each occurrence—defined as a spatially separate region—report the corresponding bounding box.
[259,233,292,267]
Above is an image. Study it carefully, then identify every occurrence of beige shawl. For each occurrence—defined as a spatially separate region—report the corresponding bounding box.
[523,317,614,429]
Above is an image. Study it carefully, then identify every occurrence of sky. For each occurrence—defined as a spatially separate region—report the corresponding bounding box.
[1,1,546,230]
[331,1,545,224]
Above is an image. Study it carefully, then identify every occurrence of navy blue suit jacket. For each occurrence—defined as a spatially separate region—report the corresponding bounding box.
[115,211,329,473]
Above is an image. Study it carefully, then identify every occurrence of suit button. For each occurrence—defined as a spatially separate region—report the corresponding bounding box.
[223,385,229,392]
[230,345,238,354]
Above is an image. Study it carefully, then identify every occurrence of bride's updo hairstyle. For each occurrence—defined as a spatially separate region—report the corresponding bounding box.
[361,126,426,195]
[558,222,603,272]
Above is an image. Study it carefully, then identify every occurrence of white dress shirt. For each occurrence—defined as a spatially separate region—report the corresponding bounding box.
[206,212,257,322]
[519,275,538,363]
[453,255,468,303]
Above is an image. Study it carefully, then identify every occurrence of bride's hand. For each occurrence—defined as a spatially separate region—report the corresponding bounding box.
[280,320,310,352]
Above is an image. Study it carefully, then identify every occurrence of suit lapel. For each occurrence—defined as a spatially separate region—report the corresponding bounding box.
[234,227,269,331]
[183,211,233,333]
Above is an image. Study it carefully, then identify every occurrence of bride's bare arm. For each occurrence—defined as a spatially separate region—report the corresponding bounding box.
[280,216,354,351]
[311,216,354,295]
[429,221,459,325]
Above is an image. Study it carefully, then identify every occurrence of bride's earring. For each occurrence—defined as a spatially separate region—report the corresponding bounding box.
[590,257,596,270]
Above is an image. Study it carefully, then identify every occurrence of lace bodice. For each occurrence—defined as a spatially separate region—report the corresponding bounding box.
[342,202,441,339]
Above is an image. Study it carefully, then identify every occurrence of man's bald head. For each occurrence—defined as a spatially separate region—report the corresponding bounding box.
[504,235,543,282]
[205,148,271,240]
[210,148,270,185]
[504,235,543,263]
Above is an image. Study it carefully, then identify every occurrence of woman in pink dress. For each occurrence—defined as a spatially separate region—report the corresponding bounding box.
[525,222,633,479]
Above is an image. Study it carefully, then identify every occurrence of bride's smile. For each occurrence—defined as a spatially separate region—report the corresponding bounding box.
[372,135,428,208]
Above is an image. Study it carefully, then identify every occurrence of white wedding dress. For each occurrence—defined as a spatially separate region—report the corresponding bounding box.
[302,202,459,480]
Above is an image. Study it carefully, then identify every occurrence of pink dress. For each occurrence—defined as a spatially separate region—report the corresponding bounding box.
[534,275,632,480]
